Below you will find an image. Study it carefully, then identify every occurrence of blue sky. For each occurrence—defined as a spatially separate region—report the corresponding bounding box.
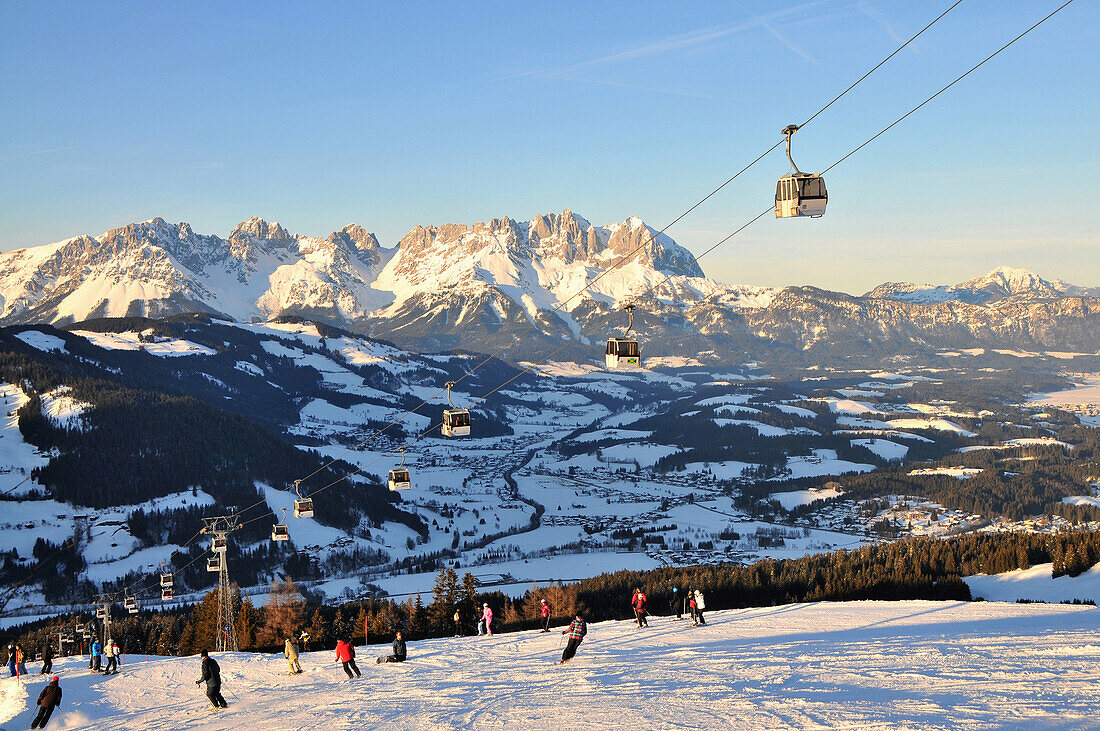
[1,1,1096,293]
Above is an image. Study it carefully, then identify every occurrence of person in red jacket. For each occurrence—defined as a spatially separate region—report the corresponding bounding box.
[539,599,551,632]
[631,588,648,628]
[335,639,361,679]
[31,676,61,728]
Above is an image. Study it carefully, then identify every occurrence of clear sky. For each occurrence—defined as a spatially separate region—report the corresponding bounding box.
[1,1,1096,294]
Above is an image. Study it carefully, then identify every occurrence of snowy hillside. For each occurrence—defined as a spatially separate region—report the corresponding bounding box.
[1,601,1097,729]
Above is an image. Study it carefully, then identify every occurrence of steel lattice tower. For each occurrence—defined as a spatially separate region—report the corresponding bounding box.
[202,516,241,652]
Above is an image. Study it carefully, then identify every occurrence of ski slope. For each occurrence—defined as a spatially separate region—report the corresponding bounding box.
[2,601,1097,730]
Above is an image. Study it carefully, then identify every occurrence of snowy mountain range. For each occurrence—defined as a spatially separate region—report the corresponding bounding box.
[1,214,1098,357]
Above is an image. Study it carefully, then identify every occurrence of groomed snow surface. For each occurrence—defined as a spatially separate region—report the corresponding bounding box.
[1,601,1097,730]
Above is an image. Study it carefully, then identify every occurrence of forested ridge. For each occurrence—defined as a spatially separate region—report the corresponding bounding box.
[7,530,1099,658]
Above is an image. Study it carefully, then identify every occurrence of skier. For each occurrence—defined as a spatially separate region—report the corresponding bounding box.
[30,675,61,729]
[335,638,360,679]
[284,637,302,674]
[16,644,27,675]
[90,639,102,673]
[539,599,551,632]
[298,630,311,652]
[376,631,407,663]
[688,588,697,624]
[453,607,461,636]
[559,612,587,664]
[103,638,117,674]
[7,643,15,676]
[112,639,122,670]
[632,588,648,628]
[194,650,227,709]
[40,643,53,674]
[693,589,707,626]
[670,586,683,620]
[479,603,493,636]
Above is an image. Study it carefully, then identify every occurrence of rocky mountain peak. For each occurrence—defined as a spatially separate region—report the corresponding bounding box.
[231,217,292,242]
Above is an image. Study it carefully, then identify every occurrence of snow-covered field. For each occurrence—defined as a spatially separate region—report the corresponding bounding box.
[1,601,1097,730]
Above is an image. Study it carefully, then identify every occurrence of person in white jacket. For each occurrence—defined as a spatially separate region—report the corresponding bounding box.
[103,639,119,674]
[692,590,707,626]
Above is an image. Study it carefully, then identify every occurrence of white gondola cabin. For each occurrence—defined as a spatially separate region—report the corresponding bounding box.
[441,409,470,437]
[272,523,289,541]
[775,174,827,218]
[206,556,221,572]
[606,304,641,369]
[294,498,314,519]
[211,536,227,554]
[161,588,174,601]
[388,468,411,491]
[441,382,471,437]
[605,338,640,369]
[160,573,173,589]
[775,124,827,219]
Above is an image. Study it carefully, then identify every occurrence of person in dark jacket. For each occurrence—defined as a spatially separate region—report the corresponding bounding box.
[194,650,227,708]
[39,644,53,674]
[335,639,360,678]
[376,631,407,663]
[560,613,587,663]
[670,586,683,620]
[30,676,61,728]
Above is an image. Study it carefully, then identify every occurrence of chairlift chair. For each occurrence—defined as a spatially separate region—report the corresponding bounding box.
[388,448,411,490]
[75,623,85,633]
[272,507,290,541]
[125,597,139,614]
[775,124,828,218]
[293,480,314,518]
[605,305,641,369]
[95,607,106,619]
[441,381,471,437]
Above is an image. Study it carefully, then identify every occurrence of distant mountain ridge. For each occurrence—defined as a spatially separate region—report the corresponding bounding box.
[1,216,1098,358]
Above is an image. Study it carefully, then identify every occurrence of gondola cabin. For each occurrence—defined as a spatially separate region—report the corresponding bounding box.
[442,408,471,437]
[388,468,411,491]
[775,173,827,218]
[211,536,227,553]
[161,589,173,601]
[294,498,314,519]
[605,338,640,369]
[160,573,173,589]
[206,556,221,572]
[271,523,289,541]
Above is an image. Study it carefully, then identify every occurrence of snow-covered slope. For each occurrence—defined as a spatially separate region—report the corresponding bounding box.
[2,601,1096,730]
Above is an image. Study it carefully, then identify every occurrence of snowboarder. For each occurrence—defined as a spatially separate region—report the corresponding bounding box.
[670,586,684,620]
[90,639,102,673]
[376,631,407,663]
[103,638,118,674]
[40,643,53,675]
[284,637,302,674]
[335,639,360,679]
[539,599,551,632]
[479,603,493,635]
[632,588,648,627]
[693,589,707,626]
[195,650,228,709]
[298,630,311,652]
[560,613,587,664]
[30,675,61,728]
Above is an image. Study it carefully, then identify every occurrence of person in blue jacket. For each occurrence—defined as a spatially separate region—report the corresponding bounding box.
[91,639,102,673]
